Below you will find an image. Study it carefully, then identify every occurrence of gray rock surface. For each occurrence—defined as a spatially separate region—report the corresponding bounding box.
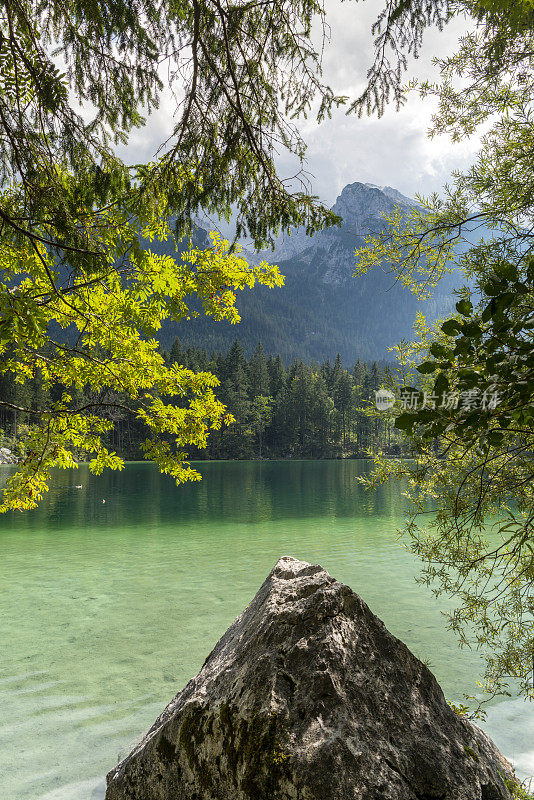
[0,447,18,464]
[245,182,417,269]
[106,556,514,800]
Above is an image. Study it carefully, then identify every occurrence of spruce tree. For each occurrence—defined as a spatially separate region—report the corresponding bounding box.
[248,342,270,398]
[352,359,368,387]
[334,370,353,448]
[267,355,286,398]
[223,340,247,383]
[168,338,184,366]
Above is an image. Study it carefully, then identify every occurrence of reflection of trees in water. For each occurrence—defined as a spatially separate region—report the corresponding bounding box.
[0,461,410,532]
[0,466,16,493]
[119,460,409,525]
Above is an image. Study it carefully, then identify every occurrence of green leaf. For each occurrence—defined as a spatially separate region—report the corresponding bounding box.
[429,342,451,359]
[417,361,439,374]
[394,413,415,431]
[461,321,482,338]
[487,430,504,447]
[494,263,518,281]
[441,319,462,336]
[456,299,473,316]
[433,373,449,396]
[483,281,505,296]
[481,298,498,323]
[458,368,480,387]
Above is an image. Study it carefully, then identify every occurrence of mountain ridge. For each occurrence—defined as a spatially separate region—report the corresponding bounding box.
[154,181,459,363]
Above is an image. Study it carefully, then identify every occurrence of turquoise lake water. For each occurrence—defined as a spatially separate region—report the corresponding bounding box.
[0,460,532,799]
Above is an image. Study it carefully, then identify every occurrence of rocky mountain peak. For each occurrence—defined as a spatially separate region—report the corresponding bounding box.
[160,180,456,362]
[241,180,416,264]
[329,181,415,235]
[379,185,418,207]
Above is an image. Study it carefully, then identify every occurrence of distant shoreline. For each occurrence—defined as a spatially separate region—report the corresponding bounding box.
[0,455,411,467]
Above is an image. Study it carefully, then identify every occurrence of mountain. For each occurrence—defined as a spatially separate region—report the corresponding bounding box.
[156,181,460,363]
[240,182,418,266]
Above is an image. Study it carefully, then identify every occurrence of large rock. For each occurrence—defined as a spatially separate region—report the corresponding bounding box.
[106,557,515,800]
[0,447,18,464]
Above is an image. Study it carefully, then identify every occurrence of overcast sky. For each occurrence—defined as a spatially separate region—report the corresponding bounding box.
[119,0,478,207]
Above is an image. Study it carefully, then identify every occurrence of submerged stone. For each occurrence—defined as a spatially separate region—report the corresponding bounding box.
[105,556,514,800]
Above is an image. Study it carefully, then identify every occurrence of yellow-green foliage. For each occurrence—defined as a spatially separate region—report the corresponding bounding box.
[470,0,534,29]
[354,199,457,299]
[0,178,283,512]
[353,0,534,705]
[504,776,534,800]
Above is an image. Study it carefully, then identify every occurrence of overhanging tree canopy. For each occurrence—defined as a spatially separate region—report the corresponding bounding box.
[3,0,524,515]
[0,0,356,509]
[355,0,534,703]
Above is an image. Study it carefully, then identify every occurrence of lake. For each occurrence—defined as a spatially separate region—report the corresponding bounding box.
[0,460,532,799]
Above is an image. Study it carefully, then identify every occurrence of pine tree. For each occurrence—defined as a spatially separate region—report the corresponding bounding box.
[334,371,353,448]
[267,354,286,397]
[310,373,333,457]
[222,340,247,383]
[332,353,343,386]
[352,359,368,386]
[249,395,272,458]
[169,338,184,366]
[248,342,270,398]
[288,361,314,454]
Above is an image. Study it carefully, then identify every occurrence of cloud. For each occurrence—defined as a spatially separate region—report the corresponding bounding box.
[286,98,481,207]
[116,0,480,205]
[281,0,480,204]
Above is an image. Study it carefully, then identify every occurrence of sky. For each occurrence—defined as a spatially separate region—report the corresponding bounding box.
[118,0,479,208]
[290,0,480,205]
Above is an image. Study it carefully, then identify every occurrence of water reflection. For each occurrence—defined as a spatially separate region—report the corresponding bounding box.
[0,459,408,533]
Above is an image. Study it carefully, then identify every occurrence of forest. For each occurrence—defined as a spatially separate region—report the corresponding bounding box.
[0,339,405,462]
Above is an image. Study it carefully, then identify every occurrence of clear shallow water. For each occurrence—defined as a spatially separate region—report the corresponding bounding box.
[0,459,531,799]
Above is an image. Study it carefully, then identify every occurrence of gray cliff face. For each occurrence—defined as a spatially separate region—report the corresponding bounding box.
[156,181,458,363]
[276,182,417,288]
[248,181,417,284]
[329,182,416,239]
[106,556,514,800]
[317,183,416,286]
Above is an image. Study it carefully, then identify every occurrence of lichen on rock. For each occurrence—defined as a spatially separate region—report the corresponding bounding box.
[105,556,516,800]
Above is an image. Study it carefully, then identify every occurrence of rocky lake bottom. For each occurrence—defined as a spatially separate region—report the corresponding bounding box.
[0,460,532,799]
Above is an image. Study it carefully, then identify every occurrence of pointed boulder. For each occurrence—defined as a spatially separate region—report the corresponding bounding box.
[106,556,514,800]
